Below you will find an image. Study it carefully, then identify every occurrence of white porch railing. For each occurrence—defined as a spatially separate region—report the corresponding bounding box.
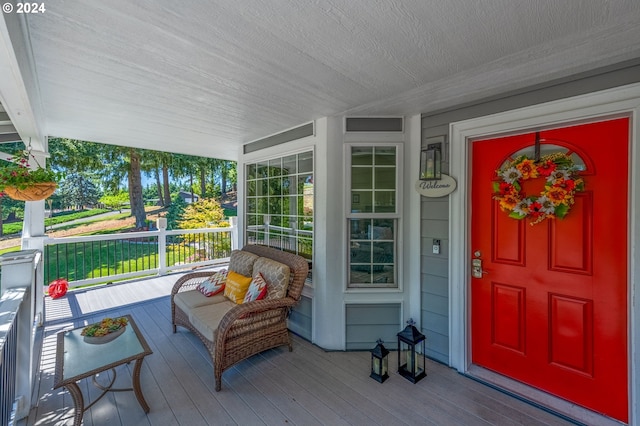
[0,250,41,423]
[42,217,239,289]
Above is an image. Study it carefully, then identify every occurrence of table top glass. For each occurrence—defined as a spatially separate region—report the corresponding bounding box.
[55,314,152,386]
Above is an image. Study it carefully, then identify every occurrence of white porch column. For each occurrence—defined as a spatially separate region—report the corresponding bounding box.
[20,149,48,324]
[20,148,48,244]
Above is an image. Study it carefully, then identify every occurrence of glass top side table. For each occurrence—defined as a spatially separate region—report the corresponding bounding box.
[54,314,153,426]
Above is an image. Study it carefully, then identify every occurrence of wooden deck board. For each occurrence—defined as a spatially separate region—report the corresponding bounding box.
[24,275,576,426]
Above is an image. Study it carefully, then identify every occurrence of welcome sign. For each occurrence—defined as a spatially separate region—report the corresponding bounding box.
[415,174,457,197]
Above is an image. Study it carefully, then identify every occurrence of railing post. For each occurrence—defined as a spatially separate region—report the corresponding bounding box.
[0,250,40,420]
[229,216,239,250]
[157,217,168,275]
[20,236,47,326]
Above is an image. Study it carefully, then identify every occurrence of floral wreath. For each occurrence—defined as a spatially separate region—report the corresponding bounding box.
[493,152,584,225]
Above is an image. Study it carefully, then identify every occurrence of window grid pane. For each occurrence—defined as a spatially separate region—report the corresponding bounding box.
[245,151,314,264]
[351,146,396,213]
[348,145,399,288]
[348,218,396,287]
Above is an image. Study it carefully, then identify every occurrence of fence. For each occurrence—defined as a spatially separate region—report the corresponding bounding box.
[43,220,237,288]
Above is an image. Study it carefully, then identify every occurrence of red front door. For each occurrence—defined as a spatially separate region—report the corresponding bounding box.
[471,118,629,422]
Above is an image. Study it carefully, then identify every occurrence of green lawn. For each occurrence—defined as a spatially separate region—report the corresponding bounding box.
[2,208,110,235]
[0,246,21,255]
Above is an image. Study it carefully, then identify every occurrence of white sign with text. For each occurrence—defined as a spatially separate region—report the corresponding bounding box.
[415,174,457,197]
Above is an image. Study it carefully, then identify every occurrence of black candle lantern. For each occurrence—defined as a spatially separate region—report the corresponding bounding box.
[397,319,426,383]
[420,142,442,180]
[370,339,389,383]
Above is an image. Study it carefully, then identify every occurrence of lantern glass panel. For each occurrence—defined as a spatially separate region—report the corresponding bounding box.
[397,323,427,383]
[370,341,390,383]
[420,144,442,180]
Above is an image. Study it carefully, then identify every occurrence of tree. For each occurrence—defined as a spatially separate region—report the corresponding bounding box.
[50,139,147,226]
[99,191,129,211]
[57,173,101,209]
[142,152,163,206]
[165,195,187,230]
[219,160,237,194]
[154,166,164,206]
[195,157,218,198]
[128,148,146,228]
[177,198,225,229]
[162,153,172,207]
[172,154,198,201]
[48,138,104,183]
[47,138,235,225]
[143,151,174,207]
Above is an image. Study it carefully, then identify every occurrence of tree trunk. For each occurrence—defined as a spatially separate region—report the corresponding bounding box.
[155,166,164,206]
[128,149,147,228]
[200,167,206,198]
[221,165,228,194]
[189,173,195,202]
[162,162,171,206]
[0,200,3,238]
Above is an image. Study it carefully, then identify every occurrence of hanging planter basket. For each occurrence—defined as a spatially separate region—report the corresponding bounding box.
[3,182,57,201]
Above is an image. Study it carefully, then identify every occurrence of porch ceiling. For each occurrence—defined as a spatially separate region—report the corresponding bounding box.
[5,1,640,159]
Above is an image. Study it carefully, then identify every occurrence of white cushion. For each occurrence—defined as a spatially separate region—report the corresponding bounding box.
[189,302,236,341]
[174,290,226,313]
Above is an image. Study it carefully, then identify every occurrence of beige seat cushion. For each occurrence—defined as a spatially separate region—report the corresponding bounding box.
[228,250,259,277]
[174,290,227,313]
[253,257,291,300]
[189,301,236,341]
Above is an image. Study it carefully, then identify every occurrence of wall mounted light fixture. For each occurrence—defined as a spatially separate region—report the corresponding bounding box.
[420,143,442,180]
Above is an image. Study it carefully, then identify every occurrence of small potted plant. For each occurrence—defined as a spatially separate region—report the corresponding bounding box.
[81,316,129,344]
[0,148,60,201]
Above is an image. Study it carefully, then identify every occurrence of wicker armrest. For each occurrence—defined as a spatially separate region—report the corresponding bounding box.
[170,271,216,297]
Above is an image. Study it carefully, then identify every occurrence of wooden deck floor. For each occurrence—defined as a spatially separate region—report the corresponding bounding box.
[24,274,577,426]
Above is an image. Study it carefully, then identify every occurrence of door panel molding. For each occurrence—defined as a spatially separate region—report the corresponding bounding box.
[549,192,593,275]
[492,200,526,266]
[548,293,594,376]
[491,283,526,354]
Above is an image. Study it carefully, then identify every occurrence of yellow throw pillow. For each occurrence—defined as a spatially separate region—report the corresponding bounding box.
[224,271,253,304]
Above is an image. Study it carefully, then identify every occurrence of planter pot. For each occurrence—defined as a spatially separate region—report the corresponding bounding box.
[83,326,126,344]
[3,182,57,201]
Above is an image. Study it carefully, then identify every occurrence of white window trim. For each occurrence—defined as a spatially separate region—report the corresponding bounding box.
[243,148,315,286]
[344,142,403,290]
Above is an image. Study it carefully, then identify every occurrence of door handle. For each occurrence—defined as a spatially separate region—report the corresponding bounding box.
[472,258,488,279]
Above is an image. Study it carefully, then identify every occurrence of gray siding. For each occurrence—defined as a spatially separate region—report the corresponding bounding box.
[345,303,401,350]
[419,60,640,365]
[289,295,312,341]
[419,145,451,363]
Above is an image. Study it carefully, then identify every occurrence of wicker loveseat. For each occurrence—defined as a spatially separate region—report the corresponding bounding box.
[170,245,309,391]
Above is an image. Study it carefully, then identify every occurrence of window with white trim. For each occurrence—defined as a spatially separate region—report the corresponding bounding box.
[348,145,399,288]
[245,151,313,261]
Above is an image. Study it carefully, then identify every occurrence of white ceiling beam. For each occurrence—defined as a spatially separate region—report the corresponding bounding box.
[0,10,45,152]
